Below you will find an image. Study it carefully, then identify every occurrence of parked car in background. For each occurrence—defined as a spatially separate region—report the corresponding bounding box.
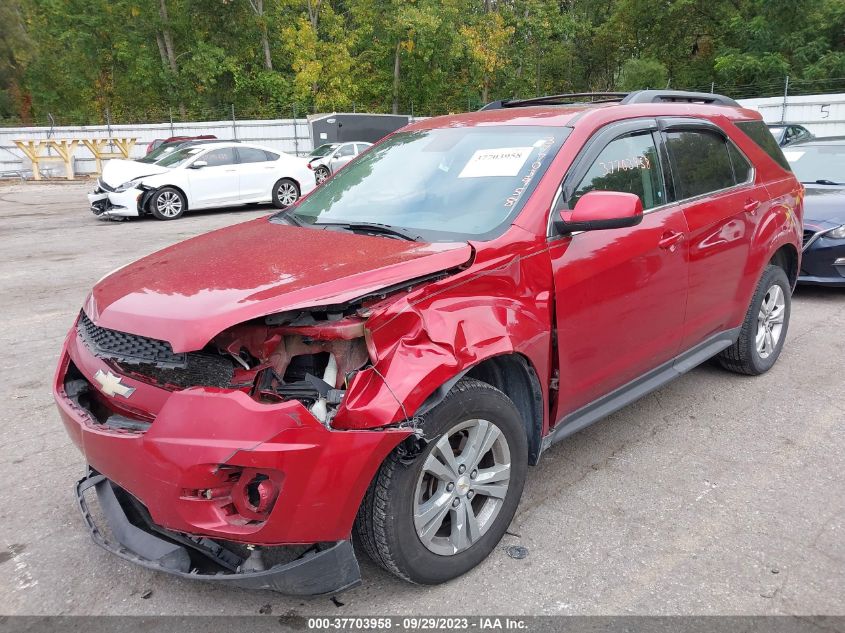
[307,141,372,183]
[144,134,217,155]
[138,138,234,164]
[784,137,845,285]
[58,91,801,595]
[88,142,315,220]
[767,123,814,147]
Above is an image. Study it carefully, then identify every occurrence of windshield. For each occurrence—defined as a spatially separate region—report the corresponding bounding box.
[156,146,204,168]
[784,145,845,184]
[309,143,340,158]
[281,126,568,242]
[139,143,180,164]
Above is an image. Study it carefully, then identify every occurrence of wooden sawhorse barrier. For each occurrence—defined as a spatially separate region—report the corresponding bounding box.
[81,138,137,174]
[13,137,138,179]
[13,139,79,180]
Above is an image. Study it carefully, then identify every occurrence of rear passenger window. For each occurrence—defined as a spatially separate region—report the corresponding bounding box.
[264,150,279,160]
[570,132,665,210]
[666,130,734,198]
[238,147,269,163]
[728,142,753,183]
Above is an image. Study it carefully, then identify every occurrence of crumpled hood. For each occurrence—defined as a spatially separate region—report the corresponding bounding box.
[804,185,845,230]
[101,159,169,188]
[85,218,473,352]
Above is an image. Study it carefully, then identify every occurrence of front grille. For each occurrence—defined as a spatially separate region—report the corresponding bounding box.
[803,229,817,248]
[96,178,115,193]
[76,311,235,390]
[116,355,234,390]
[77,311,187,367]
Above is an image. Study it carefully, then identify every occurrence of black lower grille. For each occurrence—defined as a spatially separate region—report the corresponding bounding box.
[116,354,234,390]
[77,311,187,367]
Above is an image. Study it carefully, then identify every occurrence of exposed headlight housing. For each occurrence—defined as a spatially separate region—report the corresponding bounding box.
[114,178,142,192]
[826,224,845,239]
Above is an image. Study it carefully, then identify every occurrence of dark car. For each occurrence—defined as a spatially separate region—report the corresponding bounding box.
[785,137,845,285]
[768,123,814,147]
[138,138,234,164]
[144,134,217,155]
[55,90,802,595]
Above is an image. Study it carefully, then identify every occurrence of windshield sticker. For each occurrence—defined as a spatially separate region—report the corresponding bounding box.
[783,151,804,161]
[504,137,556,208]
[458,147,534,178]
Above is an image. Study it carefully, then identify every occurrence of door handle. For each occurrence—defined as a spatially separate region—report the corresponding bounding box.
[744,198,760,214]
[658,230,684,251]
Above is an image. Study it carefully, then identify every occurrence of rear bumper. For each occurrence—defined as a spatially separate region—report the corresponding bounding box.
[77,470,361,595]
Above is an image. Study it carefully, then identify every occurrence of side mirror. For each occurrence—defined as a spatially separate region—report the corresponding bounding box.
[554,191,644,234]
[190,160,208,169]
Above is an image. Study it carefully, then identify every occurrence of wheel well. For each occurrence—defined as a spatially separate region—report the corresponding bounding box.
[769,244,799,288]
[276,177,301,194]
[465,354,544,465]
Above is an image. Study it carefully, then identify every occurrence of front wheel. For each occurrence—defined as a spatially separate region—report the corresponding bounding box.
[271,178,300,208]
[355,378,528,584]
[718,265,791,375]
[150,187,186,220]
[314,166,330,185]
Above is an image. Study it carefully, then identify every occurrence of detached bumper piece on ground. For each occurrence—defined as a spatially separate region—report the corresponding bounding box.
[76,470,361,595]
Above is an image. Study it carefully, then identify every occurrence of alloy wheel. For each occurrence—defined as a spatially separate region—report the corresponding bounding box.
[756,284,786,358]
[315,168,330,184]
[156,191,182,218]
[277,182,299,206]
[413,418,511,556]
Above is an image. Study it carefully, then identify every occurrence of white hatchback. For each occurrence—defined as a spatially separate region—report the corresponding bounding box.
[88,142,316,220]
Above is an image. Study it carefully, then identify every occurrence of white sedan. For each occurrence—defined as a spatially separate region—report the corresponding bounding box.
[88,142,316,220]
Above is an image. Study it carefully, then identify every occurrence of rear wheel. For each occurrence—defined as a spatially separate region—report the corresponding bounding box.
[150,187,186,220]
[355,378,527,584]
[271,178,300,208]
[718,265,791,375]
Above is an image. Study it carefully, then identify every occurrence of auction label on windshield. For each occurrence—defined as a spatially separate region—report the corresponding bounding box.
[458,147,533,178]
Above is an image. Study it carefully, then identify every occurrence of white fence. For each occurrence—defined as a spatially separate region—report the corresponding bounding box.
[737,93,845,137]
[0,118,313,177]
[3,93,845,178]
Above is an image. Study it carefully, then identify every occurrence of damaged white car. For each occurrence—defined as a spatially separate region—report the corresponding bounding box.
[88,142,316,220]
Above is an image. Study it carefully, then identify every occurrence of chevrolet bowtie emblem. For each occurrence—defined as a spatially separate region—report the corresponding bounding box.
[93,369,136,398]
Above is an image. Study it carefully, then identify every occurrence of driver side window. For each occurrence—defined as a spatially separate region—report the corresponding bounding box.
[336,144,355,158]
[202,147,236,167]
[568,132,665,210]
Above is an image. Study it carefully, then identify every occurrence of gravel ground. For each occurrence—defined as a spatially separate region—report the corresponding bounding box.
[0,181,842,616]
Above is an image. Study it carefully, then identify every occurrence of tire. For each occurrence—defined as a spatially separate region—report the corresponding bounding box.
[271,178,300,209]
[718,265,791,375]
[354,378,528,584]
[314,166,330,185]
[150,187,186,220]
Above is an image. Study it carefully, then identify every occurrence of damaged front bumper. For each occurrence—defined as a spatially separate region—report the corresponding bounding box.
[77,470,361,595]
[55,327,412,593]
[88,186,143,218]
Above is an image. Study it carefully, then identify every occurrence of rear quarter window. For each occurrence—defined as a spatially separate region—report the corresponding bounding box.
[736,120,792,171]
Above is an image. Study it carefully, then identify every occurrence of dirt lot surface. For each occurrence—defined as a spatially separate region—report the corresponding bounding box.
[1,182,843,616]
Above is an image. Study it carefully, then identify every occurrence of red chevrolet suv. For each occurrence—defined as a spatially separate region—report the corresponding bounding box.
[54,90,802,595]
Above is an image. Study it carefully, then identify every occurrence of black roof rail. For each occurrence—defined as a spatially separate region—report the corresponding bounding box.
[480,92,629,110]
[480,89,740,111]
[621,90,740,107]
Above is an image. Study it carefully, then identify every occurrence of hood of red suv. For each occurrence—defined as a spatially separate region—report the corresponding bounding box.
[86,218,472,352]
